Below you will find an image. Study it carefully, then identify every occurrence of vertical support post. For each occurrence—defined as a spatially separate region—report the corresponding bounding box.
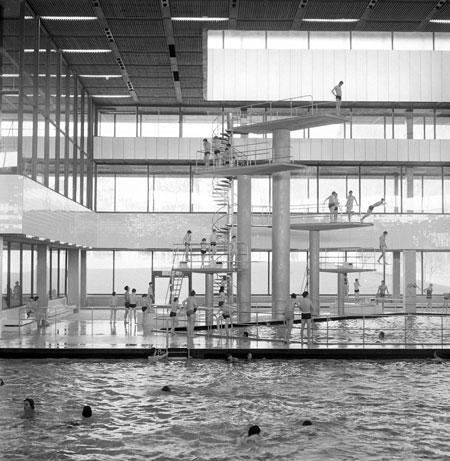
[309,230,320,316]
[0,236,3,335]
[31,16,40,181]
[406,167,414,213]
[36,244,49,308]
[80,250,87,308]
[237,175,251,323]
[86,96,94,210]
[54,51,62,193]
[392,250,401,302]
[272,129,290,319]
[67,249,80,306]
[43,37,51,187]
[337,272,345,315]
[393,173,399,213]
[205,273,214,330]
[403,249,417,314]
[17,1,25,175]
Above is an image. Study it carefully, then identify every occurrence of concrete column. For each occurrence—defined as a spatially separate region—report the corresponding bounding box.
[67,249,80,306]
[403,250,417,314]
[0,237,3,336]
[309,230,320,316]
[237,174,251,323]
[272,129,291,319]
[36,244,49,308]
[406,167,414,213]
[337,272,345,315]
[80,250,87,307]
[405,111,413,140]
[392,251,401,301]
[394,173,399,213]
[205,273,214,328]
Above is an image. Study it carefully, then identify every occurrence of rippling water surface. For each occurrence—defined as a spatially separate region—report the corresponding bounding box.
[1,358,450,460]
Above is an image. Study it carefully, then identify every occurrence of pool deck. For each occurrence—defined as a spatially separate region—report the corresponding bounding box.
[1,308,449,360]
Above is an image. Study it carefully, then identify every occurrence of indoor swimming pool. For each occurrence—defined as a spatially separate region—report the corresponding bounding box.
[1,357,449,460]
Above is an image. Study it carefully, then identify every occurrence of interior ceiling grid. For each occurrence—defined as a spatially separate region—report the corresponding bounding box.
[120,52,170,66]
[169,0,229,17]
[114,36,168,52]
[126,66,173,78]
[107,19,166,36]
[173,37,203,52]
[101,0,162,18]
[369,1,437,21]
[238,0,300,19]
[304,1,368,19]
[236,20,296,30]
[39,20,105,36]
[361,21,422,32]
[27,0,95,16]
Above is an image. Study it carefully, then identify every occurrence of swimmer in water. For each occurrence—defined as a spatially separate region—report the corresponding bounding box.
[433,351,446,363]
[226,352,240,363]
[160,385,190,395]
[23,398,35,418]
[302,420,313,426]
[378,331,385,341]
[0,378,4,386]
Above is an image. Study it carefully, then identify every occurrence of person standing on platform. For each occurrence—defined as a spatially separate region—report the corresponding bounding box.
[377,231,388,265]
[377,280,389,310]
[345,190,358,221]
[213,136,221,167]
[323,191,340,222]
[354,279,361,304]
[344,275,349,300]
[209,228,217,256]
[147,281,154,307]
[424,283,433,310]
[183,230,192,260]
[203,138,211,169]
[361,198,385,221]
[168,296,179,335]
[229,236,238,265]
[123,286,130,323]
[183,290,198,339]
[443,292,450,313]
[284,293,298,343]
[129,288,138,323]
[331,81,344,115]
[218,300,232,335]
[200,237,208,267]
[110,291,118,322]
[299,291,313,345]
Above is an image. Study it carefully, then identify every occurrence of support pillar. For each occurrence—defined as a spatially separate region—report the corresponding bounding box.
[67,249,80,306]
[237,175,251,323]
[309,230,320,316]
[36,244,49,308]
[272,129,291,319]
[406,167,414,213]
[0,236,3,336]
[337,272,345,315]
[403,250,417,314]
[205,273,214,328]
[392,251,401,302]
[80,250,87,307]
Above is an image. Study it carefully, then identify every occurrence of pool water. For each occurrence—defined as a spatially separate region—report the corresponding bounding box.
[1,358,449,460]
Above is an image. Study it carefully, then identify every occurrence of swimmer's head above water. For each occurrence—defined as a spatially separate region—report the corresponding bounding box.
[82,405,92,418]
[161,385,171,392]
[248,425,261,437]
[302,420,312,426]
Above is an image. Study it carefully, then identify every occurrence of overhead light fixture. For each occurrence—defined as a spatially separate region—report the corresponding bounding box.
[172,17,229,21]
[24,49,111,53]
[430,19,450,23]
[25,16,97,20]
[92,95,131,98]
[303,18,359,22]
[80,75,122,79]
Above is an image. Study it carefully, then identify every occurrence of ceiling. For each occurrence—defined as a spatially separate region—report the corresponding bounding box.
[1,0,450,109]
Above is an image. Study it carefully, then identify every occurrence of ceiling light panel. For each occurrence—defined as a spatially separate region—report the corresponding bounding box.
[27,0,94,16]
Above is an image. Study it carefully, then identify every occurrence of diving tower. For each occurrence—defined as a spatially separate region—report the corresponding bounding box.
[227,103,349,321]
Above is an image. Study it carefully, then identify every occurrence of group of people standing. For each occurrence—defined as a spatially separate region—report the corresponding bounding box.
[183,229,237,266]
[323,191,385,222]
[110,282,155,323]
[284,291,314,345]
[202,130,233,169]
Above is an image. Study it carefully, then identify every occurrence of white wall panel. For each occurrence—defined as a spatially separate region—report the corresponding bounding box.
[310,139,322,160]
[398,52,410,101]
[291,139,300,161]
[331,139,344,161]
[321,139,333,160]
[134,138,146,158]
[377,51,389,101]
[431,52,442,101]
[442,52,450,101]
[112,137,124,160]
[156,138,169,160]
[343,139,355,161]
[429,140,441,162]
[408,139,419,161]
[145,138,157,159]
[279,50,292,99]
[123,138,135,160]
[207,49,450,102]
[375,140,387,161]
[167,138,179,160]
[365,139,376,161]
[178,138,192,160]
[298,139,310,161]
[101,137,113,160]
[397,140,408,161]
[354,139,366,161]
[366,51,378,101]
[419,52,432,102]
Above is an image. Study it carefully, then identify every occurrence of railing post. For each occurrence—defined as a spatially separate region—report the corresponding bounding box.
[362,315,365,348]
[404,315,407,347]
[326,316,329,348]
[441,315,444,349]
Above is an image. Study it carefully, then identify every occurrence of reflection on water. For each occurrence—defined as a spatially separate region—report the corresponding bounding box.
[1,358,450,460]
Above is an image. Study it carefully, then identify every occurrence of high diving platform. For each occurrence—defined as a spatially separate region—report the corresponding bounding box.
[290,221,373,231]
[233,113,349,135]
[195,162,306,177]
